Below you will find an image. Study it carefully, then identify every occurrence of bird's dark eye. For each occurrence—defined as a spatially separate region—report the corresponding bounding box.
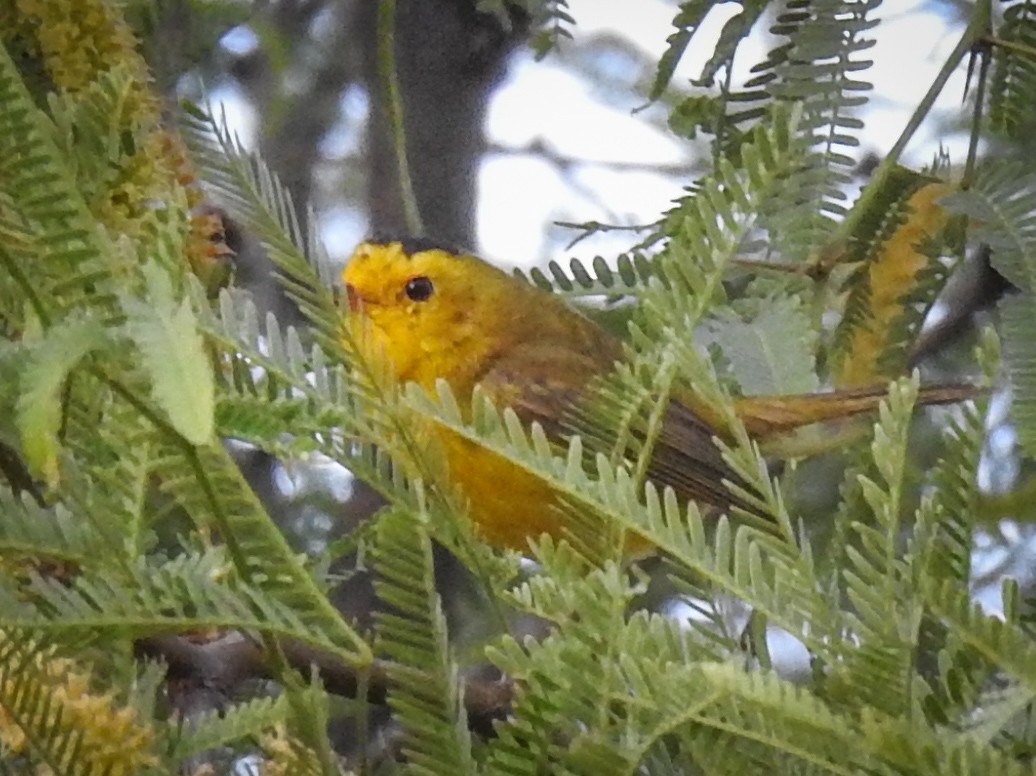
[404,276,434,302]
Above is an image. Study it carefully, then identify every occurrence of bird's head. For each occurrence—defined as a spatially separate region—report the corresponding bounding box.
[341,237,516,388]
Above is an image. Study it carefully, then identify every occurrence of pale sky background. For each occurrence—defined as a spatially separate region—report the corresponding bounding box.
[477,0,967,268]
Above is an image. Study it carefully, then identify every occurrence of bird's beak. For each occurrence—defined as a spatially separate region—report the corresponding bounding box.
[345,283,361,312]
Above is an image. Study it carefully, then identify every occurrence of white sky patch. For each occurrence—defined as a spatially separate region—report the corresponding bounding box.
[478,153,570,265]
[208,83,258,152]
[221,24,259,56]
[566,0,742,80]
[319,204,367,267]
[486,56,688,164]
[480,0,736,266]
[865,6,969,160]
[481,50,691,266]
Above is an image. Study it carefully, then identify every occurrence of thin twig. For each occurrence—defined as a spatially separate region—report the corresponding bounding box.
[963,38,992,188]
[983,33,1036,61]
[487,141,697,176]
[377,0,423,235]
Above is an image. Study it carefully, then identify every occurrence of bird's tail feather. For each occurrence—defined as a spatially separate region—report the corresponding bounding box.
[734,382,979,438]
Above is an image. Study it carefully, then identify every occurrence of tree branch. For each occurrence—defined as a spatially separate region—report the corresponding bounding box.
[135,631,514,737]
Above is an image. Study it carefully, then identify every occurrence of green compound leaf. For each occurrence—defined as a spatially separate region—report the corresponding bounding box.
[121,262,214,445]
[17,318,106,485]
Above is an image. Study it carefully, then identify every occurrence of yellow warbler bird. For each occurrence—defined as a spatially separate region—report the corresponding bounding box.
[342,238,972,551]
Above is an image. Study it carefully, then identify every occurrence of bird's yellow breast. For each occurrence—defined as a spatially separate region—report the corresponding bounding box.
[433,424,559,551]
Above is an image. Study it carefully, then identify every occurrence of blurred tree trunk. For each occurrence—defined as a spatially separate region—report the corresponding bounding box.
[354,0,526,246]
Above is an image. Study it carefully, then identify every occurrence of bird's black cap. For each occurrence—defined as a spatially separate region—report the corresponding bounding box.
[365,234,469,257]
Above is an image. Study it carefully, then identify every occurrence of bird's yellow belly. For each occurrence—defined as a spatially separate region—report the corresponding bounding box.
[430,424,651,557]
[433,425,561,552]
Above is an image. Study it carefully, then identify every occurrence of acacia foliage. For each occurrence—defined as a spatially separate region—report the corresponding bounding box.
[0,1,1034,774]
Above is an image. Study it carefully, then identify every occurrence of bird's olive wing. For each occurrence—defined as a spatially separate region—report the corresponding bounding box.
[478,344,754,514]
[476,343,595,440]
[648,399,755,513]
